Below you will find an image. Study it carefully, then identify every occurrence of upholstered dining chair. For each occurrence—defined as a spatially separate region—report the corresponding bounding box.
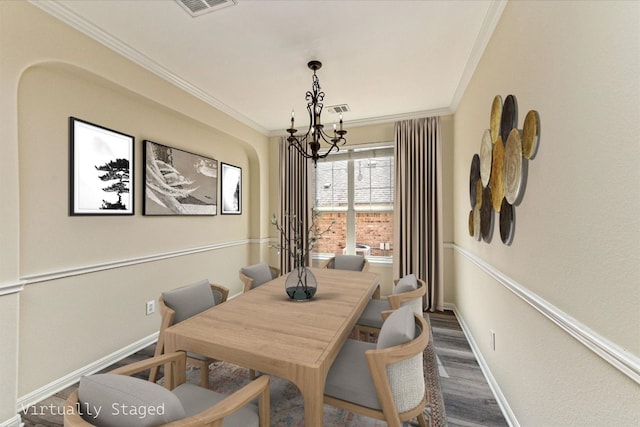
[239,262,280,292]
[324,306,430,427]
[64,351,270,427]
[354,274,427,341]
[321,254,369,272]
[149,279,229,388]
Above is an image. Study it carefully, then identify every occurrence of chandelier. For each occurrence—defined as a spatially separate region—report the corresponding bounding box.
[286,60,347,165]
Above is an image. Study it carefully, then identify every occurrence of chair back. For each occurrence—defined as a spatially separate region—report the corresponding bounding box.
[368,307,429,424]
[239,263,280,292]
[323,254,369,272]
[161,279,216,324]
[388,276,427,314]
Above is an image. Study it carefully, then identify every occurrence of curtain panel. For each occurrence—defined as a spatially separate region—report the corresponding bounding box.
[278,138,312,274]
[393,117,444,311]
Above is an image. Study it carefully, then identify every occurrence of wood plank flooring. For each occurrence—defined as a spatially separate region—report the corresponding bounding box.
[429,310,508,427]
[22,310,507,427]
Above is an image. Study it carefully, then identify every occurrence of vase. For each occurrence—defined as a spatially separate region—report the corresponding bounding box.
[285,266,317,301]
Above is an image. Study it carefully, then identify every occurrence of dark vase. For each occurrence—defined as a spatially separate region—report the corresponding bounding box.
[285,266,317,301]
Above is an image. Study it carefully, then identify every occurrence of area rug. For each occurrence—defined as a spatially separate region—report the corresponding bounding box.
[186,314,447,426]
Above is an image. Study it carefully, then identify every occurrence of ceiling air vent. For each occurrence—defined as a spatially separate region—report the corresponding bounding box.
[326,104,351,114]
[175,0,237,17]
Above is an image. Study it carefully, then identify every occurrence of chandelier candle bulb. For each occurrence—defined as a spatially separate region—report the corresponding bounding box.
[339,114,343,131]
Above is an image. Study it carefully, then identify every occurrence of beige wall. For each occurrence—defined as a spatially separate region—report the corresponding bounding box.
[1,1,272,420]
[453,1,639,425]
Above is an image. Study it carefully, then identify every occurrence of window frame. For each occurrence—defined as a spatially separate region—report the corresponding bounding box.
[312,143,394,264]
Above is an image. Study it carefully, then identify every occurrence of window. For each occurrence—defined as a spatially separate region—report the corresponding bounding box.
[312,144,394,261]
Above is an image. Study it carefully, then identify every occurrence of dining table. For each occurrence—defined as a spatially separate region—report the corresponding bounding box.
[163,267,380,427]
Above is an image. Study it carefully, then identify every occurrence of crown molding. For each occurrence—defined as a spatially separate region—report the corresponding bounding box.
[27,0,269,135]
[449,0,508,111]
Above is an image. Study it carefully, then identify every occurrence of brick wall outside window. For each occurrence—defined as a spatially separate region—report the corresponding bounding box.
[314,211,393,256]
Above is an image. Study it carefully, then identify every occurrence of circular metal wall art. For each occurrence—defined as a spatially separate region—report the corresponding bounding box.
[473,205,481,240]
[469,154,480,208]
[522,110,540,159]
[489,136,505,212]
[468,210,474,237]
[500,94,518,145]
[490,95,502,143]
[504,128,523,204]
[480,186,493,241]
[499,198,514,244]
[480,129,493,186]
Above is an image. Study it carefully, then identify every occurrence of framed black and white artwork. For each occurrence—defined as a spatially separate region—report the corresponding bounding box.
[69,117,134,216]
[143,140,218,215]
[221,163,242,215]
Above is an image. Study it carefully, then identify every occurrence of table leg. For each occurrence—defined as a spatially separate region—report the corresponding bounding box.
[300,368,326,427]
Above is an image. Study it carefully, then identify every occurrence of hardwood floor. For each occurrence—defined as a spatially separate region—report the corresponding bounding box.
[429,310,508,427]
[22,310,507,427]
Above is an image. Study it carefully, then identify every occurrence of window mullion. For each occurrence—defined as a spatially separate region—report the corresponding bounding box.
[346,158,355,254]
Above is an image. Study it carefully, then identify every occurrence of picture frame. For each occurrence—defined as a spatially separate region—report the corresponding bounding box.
[221,163,242,215]
[143,140,218,215]
[69,117,134,216]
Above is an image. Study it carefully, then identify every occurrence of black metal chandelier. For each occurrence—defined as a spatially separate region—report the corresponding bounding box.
[286,60,347,165]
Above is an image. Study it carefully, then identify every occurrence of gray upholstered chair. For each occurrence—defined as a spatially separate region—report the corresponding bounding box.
[324,306,429,427]
[239,262,280,292]
[149,279,229,388]
[355,274,427,341]
[321,254,369,272]
[64,351,270,427]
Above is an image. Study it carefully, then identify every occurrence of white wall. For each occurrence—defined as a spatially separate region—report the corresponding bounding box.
[453,1,639,425]
[0,1,271,421]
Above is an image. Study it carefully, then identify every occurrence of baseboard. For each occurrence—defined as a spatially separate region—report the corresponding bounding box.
[0,414,23,427]
[443,303,519,427]
[16,332,158,411]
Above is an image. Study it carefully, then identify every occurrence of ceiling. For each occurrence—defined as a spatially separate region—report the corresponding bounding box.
[33,0,505,135]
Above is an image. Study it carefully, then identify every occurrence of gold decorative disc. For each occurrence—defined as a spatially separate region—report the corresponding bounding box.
[490,136,505,212]
[490,95,502,144]
[504,128,523,204]
[522,110,540,159]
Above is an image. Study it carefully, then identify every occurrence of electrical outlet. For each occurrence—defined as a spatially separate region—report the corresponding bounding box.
[489,329,496,351]
[146,300,155,316]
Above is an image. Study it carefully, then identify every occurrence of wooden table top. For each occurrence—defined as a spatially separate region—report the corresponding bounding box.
[165,267,380,373]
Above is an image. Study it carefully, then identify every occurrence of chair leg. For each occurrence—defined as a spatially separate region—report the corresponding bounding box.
[417,412,429,427]
[194,359,210,389]
[250,369,257,380]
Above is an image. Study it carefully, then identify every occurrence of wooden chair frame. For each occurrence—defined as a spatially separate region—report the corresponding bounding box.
[320,256,370,272]
[149,284,229,388]
[354,278,427,342]
[64,351,270,427]
[239,265,280,293]
[325,313,430,427]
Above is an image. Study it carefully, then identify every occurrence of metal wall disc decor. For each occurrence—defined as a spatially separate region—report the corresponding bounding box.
[480,186,493,241]
[468,210,474,237]
[522,110,540,159]
[468,94,540,245]
[504,128,523,204]
[490,95,502,143]
[469,154,480,208]
[473,205,481,240]
[489,136,505,212]
[480,129,493,186]
[500,198,514,244]
[500,95,518,145]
